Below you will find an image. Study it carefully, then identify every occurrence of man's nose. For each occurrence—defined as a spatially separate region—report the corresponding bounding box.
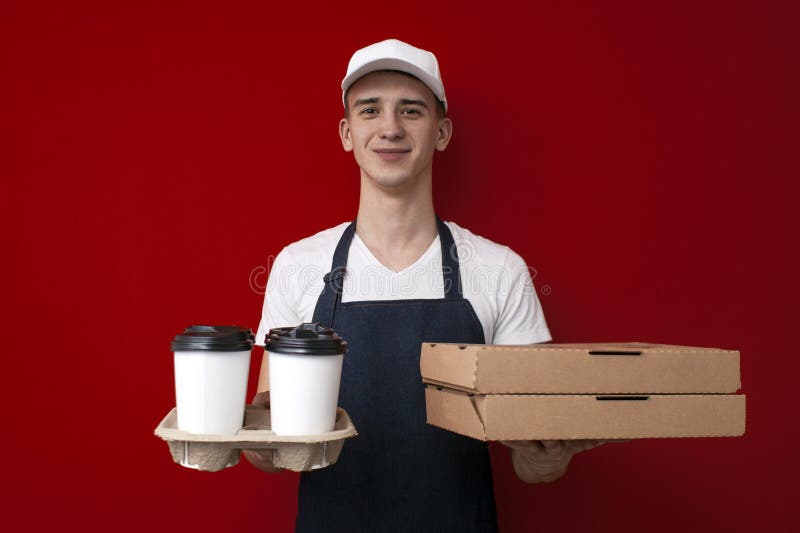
[378,112,404,140]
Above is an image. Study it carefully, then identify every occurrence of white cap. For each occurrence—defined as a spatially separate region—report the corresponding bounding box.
[341,39,447,112]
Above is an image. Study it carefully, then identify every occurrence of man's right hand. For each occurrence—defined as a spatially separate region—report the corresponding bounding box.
[242,391,282,473]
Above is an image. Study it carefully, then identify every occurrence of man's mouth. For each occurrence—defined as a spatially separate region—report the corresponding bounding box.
[373,148,411,162]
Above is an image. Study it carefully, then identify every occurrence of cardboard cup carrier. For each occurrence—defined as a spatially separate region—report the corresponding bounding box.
[155,324,355,472]
[266,323,347,435]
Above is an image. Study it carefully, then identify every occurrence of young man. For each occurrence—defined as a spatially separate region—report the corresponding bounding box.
[245,39,610,532]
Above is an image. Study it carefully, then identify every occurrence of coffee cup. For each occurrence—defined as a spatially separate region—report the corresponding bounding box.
[172,325,254,435]
[266,323,347,436]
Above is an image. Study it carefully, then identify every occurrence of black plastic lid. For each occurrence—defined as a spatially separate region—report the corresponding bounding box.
[266,323,347,356]
[171,325,255,352]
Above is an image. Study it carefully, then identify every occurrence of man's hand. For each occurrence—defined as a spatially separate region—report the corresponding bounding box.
[501,439,626,483]
[242,391,282,473]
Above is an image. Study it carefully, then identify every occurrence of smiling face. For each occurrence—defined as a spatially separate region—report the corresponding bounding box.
[339,71,452,191]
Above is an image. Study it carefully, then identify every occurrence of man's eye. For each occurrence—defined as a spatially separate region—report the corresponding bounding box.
[360,107,377,115]
[401,108,421,115]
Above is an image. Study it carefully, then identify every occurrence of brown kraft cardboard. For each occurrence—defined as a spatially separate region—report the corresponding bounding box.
[420,342,746,440]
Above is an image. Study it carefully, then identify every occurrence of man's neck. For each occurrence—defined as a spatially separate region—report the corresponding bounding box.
[355,171,438,272]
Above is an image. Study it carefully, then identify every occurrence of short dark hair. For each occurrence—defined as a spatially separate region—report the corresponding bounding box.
[343,70,446,119]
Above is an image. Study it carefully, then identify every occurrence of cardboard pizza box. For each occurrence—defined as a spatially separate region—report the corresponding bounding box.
[420,342,746,440]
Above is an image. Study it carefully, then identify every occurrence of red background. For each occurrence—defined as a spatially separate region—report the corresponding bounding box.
[4,1,798,531]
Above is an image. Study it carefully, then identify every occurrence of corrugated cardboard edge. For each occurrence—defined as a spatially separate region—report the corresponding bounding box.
[424,386,747,441]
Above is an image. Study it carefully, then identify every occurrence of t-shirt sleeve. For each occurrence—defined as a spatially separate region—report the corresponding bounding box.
[491,249,552,345]
[254,248,302,346]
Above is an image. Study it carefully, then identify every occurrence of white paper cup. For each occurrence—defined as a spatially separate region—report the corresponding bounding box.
[172,326,254,435]
[174,349,251,434]
[269,352,344,435]
[266,323,347,436]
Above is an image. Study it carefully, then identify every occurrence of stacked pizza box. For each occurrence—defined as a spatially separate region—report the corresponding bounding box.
[421,342,745,440]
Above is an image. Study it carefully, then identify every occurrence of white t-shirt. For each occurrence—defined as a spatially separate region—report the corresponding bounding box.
[255,221,551,346]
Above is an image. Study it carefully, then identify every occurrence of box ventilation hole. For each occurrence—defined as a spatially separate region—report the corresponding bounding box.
[595,396,650,401]
[589,350,642,356]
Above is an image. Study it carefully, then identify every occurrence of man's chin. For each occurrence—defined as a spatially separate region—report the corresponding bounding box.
[366,172,415,190]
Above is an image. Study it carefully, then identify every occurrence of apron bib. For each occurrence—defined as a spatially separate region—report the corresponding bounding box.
[296,218,497,533]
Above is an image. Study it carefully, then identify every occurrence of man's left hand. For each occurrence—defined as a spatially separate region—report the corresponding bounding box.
[500,439,628,483]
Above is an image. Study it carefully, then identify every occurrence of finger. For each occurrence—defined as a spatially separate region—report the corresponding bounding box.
[243,449,272,466]
[582,439,604,451]
[564,439,598,455]
[541,440,564,456]
[500,440,539,451]
[243,449,279,472]
[251,391,270,407]
[242,450,263,468]
[242,449,262,464]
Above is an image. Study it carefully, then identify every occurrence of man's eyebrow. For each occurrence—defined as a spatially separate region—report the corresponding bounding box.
[353,97,379,107]
[352,97,430,108]
[400,99,429,108]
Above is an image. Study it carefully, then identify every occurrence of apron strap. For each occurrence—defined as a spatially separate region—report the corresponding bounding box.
[436,217,464,301]
[318,221,356,328]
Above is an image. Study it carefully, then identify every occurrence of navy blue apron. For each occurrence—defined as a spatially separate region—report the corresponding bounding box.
[296,218,498,533]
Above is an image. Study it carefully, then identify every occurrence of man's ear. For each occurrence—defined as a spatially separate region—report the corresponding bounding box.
[435,117,453,151]
[339,118,353,152]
